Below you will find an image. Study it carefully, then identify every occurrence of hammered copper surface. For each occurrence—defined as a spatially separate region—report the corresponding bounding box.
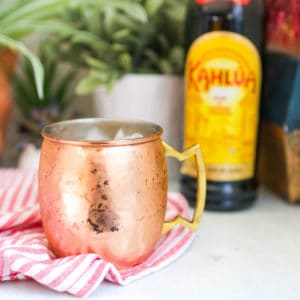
[38,119,167,269]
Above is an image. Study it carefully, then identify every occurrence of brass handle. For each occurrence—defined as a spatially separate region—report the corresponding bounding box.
[162,142,206,234]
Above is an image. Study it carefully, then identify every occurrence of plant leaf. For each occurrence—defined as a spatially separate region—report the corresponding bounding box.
[76,70,120,95]
[118,53,132,72]
[13,77,33,117]
[112,29,131,41]
[145,0,164,16]
[2,20,82,39]
[80,0,148,23]
[86,57,110,71]
[52,71,76,111]
[0,0,29,21]
[71,32,109,53]
[76,75,103,95]
[0,34,44,99]
[0,0,72,26]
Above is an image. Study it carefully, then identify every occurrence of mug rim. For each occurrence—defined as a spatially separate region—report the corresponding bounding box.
[41,118,163,147]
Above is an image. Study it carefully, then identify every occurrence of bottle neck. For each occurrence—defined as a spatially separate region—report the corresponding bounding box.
[185,0,263,52]
[207,5,243,33]
[195,1,244,34]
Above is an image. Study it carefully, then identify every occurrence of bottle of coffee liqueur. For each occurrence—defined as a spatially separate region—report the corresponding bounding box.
[181,0,264,211]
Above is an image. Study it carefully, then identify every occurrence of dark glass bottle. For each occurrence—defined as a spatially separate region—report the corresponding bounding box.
[181,0,264,211]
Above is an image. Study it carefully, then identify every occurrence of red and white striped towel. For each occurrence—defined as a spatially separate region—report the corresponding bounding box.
[0,169,195,297]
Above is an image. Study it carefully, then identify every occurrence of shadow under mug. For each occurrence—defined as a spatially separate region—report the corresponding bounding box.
[38,118,206,269]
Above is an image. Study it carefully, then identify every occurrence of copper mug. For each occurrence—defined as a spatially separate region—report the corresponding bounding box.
[38,118,206,269]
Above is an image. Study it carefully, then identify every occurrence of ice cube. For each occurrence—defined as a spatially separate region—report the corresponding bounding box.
[114,128,143,140]
[113,128,125,140]
[85,127,110,141]
[126,133,143,139]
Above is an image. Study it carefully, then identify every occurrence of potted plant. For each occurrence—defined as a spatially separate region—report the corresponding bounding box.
[0,0,80,160]
[13,46,77,170]
[49,0,188,178]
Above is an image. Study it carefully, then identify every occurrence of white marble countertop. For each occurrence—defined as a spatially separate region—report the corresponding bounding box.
[1,187,300,300]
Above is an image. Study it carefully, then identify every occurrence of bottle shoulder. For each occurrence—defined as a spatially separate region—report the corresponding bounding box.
[185,0,264,52]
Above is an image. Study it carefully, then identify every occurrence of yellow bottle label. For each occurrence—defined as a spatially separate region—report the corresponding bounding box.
[182,31,261,181]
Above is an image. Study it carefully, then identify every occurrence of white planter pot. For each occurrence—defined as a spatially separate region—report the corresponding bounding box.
[93,74,184,180]
[17,144,40,170]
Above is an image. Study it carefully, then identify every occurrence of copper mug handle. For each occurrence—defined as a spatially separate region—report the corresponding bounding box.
[162,142,206,234]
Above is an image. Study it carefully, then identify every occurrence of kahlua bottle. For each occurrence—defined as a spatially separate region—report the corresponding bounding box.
[180,0,264,211]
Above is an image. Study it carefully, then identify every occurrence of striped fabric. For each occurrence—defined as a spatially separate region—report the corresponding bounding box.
[0,169,195,297]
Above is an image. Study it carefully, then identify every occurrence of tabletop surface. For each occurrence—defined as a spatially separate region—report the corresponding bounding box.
[1,186,300,300]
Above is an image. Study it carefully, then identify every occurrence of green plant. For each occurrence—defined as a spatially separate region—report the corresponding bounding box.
[0,0,83,98]
[47,0,189,94]
[0,0,135,98]
[13,48,77,147]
